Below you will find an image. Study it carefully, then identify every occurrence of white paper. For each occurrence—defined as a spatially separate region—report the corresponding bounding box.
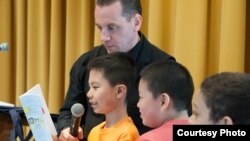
[19,84,57,141]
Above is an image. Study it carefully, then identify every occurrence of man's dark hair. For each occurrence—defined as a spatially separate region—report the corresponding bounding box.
[201,72,250,124]
[96,0,142,20]
[140,60,194,112]
[87,52,136,102]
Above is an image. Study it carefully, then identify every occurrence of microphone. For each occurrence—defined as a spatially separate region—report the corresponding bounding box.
[70,103,85,137]
[0,43,9,51]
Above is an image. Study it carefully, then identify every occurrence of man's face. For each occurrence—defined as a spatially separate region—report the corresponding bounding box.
[95,1,141,53]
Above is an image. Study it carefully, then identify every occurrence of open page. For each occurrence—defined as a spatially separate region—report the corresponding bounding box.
[19,84,57,141]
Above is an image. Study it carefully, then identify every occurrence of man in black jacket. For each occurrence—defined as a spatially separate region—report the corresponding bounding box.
[57,0,176,140]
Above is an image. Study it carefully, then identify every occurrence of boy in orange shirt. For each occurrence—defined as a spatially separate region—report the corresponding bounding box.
[87,52,139,141]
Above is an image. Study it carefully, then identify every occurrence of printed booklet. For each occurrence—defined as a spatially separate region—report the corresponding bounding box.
[19,84,57,141]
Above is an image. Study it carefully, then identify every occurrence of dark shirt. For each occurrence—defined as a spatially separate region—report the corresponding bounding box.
[56,32,176,140]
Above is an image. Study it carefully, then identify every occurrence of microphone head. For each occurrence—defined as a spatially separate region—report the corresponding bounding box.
[71,103,85,117]
[0,43,9,51]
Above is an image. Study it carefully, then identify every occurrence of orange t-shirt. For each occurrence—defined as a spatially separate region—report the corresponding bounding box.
[88,116,139,141]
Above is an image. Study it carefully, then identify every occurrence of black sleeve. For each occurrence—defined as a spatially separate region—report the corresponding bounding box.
[56,53,89,135]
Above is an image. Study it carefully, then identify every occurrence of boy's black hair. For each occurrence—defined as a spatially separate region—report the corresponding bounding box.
[140,60,194,113]
[87,52,136,103]
[201,72,250,124]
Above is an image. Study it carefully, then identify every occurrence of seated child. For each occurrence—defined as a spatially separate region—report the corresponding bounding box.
[137,60,194,141]
[87,52,139,141]
[189,72,250,124]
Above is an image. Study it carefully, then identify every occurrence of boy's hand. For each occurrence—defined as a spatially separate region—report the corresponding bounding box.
[58,127,84,141]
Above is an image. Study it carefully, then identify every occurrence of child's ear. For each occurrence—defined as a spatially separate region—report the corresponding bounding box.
[219,116,234,125]
[160,93,170,109]
[116,84,127,99]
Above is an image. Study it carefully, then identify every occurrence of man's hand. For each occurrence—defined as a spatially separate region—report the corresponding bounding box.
[58,127,84,141]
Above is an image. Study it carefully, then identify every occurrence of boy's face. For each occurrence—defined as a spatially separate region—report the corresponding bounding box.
[189,90,214,124]
[95,1,141,53]
[137,79,165,128]
[87,69,118,114]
